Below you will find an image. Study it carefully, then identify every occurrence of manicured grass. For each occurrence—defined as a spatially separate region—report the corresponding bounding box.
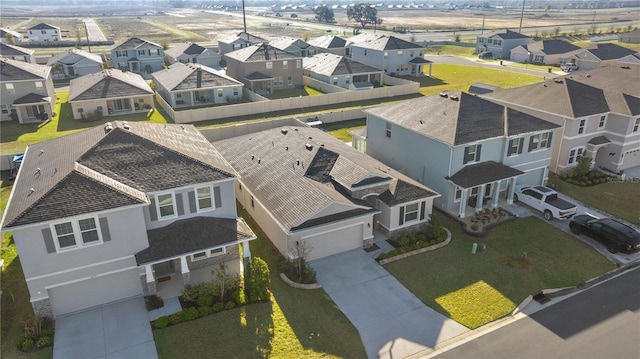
[548,172,640,226]
[424,44,476,57]
[324,119,366,142]
[384,212,615,329]
[263,86,324,100]
[153,207,366,359]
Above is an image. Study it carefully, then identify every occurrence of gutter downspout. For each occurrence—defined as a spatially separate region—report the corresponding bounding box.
[554,118,567,173]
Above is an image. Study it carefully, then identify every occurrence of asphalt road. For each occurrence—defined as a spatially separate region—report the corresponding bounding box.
[433,267,640,359]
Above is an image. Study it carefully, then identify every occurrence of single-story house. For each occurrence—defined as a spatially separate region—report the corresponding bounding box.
[303,52,383,90]
[47,47,104,79]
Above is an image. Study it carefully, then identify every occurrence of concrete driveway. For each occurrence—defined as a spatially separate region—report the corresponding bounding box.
[53,296,158,359]
[311,250,468,359]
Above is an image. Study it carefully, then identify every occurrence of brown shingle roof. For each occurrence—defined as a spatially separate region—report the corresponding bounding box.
[69,69,153,101]
[0,57,50,81]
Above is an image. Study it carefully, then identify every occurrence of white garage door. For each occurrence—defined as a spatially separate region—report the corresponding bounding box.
[304,223,364,261]
[518,168,545,186]
[49,268,142,317]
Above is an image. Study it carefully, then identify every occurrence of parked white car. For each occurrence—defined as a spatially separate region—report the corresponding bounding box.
[561,63,579,72]
[514,185,577,221]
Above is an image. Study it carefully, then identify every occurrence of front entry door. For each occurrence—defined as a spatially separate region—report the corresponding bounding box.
[153,261,175,278]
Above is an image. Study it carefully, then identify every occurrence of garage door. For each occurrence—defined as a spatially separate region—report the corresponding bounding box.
[304,223,364,261]
[517,168,545,186]
[49,268,143,317]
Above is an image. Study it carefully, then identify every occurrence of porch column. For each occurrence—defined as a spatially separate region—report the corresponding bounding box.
[458,188,469,218]
[475,185,486,212]
[242,241,252,275]
[145,265,157,295]
[491,181,500,208]
[190,91,195,106]
[507,177,517,205]
[129,98,135,113]
[180,256,191,287]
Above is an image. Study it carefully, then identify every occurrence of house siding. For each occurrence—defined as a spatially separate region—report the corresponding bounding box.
[0,75,55,123]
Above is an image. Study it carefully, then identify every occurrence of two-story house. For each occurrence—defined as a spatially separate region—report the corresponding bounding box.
[0,121,256,318]
[362,92,559,218]
[484,64,640,174]
[269,36,317,57]
[349,35,430,77]
[218,32,267,55]
[303,52,383,90]
[0,43,35,63]
[476,29,531,59]
[110,37,164,78]
[27,23,62,43]
[223,43,303,94]
[214,125,439,260]
[153,62,244,108]
[0,57,55,123]
[0,27,23,43]
[510,39,580,65]
[164,42,221,68]
[47,47,104,79]
[308,35,351,57]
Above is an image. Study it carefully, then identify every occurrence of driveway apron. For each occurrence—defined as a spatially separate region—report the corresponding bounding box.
[311,250,468,359]
[53,296,158,359]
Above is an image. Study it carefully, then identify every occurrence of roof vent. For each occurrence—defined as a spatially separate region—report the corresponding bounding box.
[35,168,41,175]
[305,143,313,151]
[28,188,35,195]
[281,129,288,135]
[251,154,255,160]
[122,121,130,130]
[439,92,448,98]
[419,120,424,124]
[554,78,563,84]
[285,145,289,151]
[104,122,113,133]
[586,74,591,78]
[308,136,313,140]
[39,149,44,155]
[258,159,261,164]
[449,95,459,101]
[621,65,631,69]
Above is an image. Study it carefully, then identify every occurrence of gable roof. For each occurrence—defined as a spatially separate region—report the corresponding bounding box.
[214,126,437,232]
[308,35,349,49]
[46,47,103,66]
[564,63,639,96]
[366,92,558,146]
[351,35,422,51]
[165,42,207,58]
[224,43,300,62]
[524,39,580,55]
[219,32,267,45]
[29,23,59,30]
[0,28,22,39]
[269,36,313,51]
[303,52,381,76]
[0,57,50,81]
[69,69,153,101]
[153,62,241,91]
[111,37,162,51]
[583,43,636,60]
[0,43,34,57]
[484,29,529,40]
[446,161,524,189]
[1,121,237,229]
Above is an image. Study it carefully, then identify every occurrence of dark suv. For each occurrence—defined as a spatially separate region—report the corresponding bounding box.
[570,215,640,254]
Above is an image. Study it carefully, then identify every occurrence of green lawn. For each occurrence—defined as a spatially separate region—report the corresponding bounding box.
[153,207,366,359]
[324,119,366,142]
[384,212,615,329]
[548,172,640,226]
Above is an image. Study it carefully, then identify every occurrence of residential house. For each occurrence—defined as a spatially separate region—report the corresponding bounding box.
[47,47,104,79]
[269,36,317,57]
[110,37,164,78]
[617,53,640,66]
[218,32,267,55]
[0,121,256,318]
[0,43,35,63]
[476,29,531,59]
[153,62,244,108]
[214,125,439,260]
[164,42,221,68]
[510,39,580,65]
[303,52,383,90]
[308,35,351,56]
[468,82,499,95]
[363,92,559,218]
[484,64,640,174]
[564,43,637,70]
[619,29,640,44]
[0,57,55,123]
[27,23,62,43]
[224,43,303,94]
[0,27,23,43]
[69,69,154,120]
[349,35,431,76]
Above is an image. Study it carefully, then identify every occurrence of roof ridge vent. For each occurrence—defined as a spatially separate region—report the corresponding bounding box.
[104,122,113,134]
[281,129,288,135]
[449,95,459,101]
[122,121,130,130]
[305,143,313,151]
[439,92,448,98]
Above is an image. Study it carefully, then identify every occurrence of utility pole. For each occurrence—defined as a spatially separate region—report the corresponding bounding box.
[84,21,91,53]
[242,0,247,38]
[518,0,525,34]
[481,14,485,35]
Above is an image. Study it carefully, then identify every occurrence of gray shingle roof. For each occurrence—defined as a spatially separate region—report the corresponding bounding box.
[13,93,51,104]
[46,47,103,66]
[245,72,273,80]
[484,29,529,39]
[269,36,312,51]
[0,28,21,38]
[446,161,524,189]
[69,69,153,101]
[565,64,639,97]
[136,217,255,265]
[352,35,422,51]
[165,42,206,58]
[152,62,241,91]
[0,43,34,56]
[366,92,557,146]
[29,23,59,30]
[469,82,499,95]
[303,52,381,76]
[1,122,237,229]
[224,43,300,62]
[111,37,162,51]
[219,32,266,45]
[585,43,636,60]
[307,35,349,49]
[587,135,611,146]
[524,39,580,55]
[0,57,50,81]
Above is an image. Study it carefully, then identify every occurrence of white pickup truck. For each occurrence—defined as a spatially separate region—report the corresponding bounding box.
[514,185,577,221]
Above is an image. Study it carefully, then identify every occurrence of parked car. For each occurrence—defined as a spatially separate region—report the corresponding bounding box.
[514,185,577,221]
[478,51,492,59]
[561,63,579,72]
[570,215,640,254]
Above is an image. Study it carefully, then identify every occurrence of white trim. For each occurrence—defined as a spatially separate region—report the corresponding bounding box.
[26,255,135,282]
[300,221,365,239]
[190,247,226,262]
[195,184,215,213]
[50,215,103,253]
[155,191,177,220]
[41,265,138,293]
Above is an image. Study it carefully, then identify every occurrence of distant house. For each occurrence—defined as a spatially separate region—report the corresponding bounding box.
[617,53,640,65]
[0,43,35,63]
[110,37,164,78]
[308,35,351,56]
[619,29,640,44]
[224,43,303,94]
[269,36,317,57]
[214,125,439,260]
[349,35,430,76]
[164,42,221,68]
[0,28,23,43]
[303,52,383,90]
[46,48,104,79]
[564,43,637,70]
[0,121,255,318]
[363,92,559,218]
[476,29,531,59]
[69,69,154,120]
[153,62,244,108]
[0,57,55,123]
[510,39,580,65]
[218,32,267,55]
[27,23,61,43]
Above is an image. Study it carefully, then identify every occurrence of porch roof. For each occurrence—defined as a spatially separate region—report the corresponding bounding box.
[136,217,255,265]
[13,93,50,105]
[587,135,611,146]
[245,72,273,81]
[446,161,523,189]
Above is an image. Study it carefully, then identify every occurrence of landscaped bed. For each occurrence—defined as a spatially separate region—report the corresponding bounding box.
[384,212,616,330]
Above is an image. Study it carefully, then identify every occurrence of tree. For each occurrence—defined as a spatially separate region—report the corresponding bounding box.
[347,3,379,29]
[289,240,313,279]
[211,262,235,303]
[5,33,16,45]
[246,257,270,302]
[314,5,335,24]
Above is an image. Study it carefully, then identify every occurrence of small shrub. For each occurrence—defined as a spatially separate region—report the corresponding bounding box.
[585,180,593,186]
[155,316,170,329]
[225,301,236,310]
[232,288,248,306]
[212,302,225,313]
[21,338,35,352]
[183,307,200,321]
[197,294,213,308]
[37,336,52,349]
[40,328,55,338]
[169,312,185,325]
[579,181,586,186]
[198,306,211,317]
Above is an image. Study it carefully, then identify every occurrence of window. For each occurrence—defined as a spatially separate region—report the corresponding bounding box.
[634,118,640,133]
[41,30,46,34]
[266,61,273,69]
[478,38,485,43]
[507,138,523,156]
[196,185,213,211]
[494,39,502,46]
[454,186,462,202]
[233,88,239,96]
[250,196,255,208]
[35,81,44,91]
[364,49,367,56]
[77,107,83,113]
[0,105,8,114]
[410,51,414,57]
[528,132,552,152]
[78,218,99,244]
[287,76,292,85]
[296,59,301,68]
[217,88,223,97]
[138,50,146,56]
[534,55,544,63]
[345,76,350,84]
[54,222,76,249]
[150,49,159,56]
[568,147,584,165]
[5,83,15,94]
[598,115,606,129]
[115,50,127,57]
[274,76,283,86]
[138,98,144,103]
[385,122,391,138]
[397,50,403,56]
[463,144,481,164]
[191,247,226,261]
[578,119,586,134]
[404,203,419,223]
[52,217,103,251]
[157,193,176,218]
[384,51,388,59]
[332,77,338,85]
[283,60,288,69]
